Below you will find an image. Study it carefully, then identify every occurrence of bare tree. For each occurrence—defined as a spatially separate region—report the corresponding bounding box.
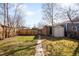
[55,4,79,31]
[0,3,25,39]
[3,3,6,39]
[42,3,54,37]
[42,3,79,37]
[54,3,79,23]
[37,21,45,29]
[16,13,24,28]
[9,4,25,37]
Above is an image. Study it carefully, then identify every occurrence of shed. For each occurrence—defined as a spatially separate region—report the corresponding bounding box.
[54,25,64,37]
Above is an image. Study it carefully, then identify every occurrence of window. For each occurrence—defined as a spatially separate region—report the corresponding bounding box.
[71,26,77,31]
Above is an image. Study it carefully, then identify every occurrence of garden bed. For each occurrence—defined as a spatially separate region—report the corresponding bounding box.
[42,38,79,56]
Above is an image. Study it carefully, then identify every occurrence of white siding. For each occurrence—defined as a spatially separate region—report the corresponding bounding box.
[54,26,64,37]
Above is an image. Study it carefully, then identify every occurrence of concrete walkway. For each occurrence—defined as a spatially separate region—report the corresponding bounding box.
[35,39,44,56]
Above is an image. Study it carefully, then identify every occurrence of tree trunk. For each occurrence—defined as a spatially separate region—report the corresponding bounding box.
[6,3,10,38]
[51,4,54,37]
[52,20,54,37]
[3,3,6,39]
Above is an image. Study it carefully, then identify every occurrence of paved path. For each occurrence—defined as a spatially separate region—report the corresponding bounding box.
[35,39,44,56]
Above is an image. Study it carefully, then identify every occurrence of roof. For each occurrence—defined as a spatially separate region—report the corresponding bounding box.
[63,17,79,24]
[55,17,79,26]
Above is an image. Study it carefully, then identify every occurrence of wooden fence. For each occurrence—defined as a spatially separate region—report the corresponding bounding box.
[16,29,38,36]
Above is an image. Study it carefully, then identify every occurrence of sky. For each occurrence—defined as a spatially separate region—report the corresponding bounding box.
[22,3,42,28]
[0,3,78,28]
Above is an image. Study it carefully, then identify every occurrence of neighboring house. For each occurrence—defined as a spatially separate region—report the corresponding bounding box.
[64,17,79,38]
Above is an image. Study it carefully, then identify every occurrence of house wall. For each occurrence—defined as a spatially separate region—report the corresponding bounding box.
[64,23,79,38]
[64,23,79,32]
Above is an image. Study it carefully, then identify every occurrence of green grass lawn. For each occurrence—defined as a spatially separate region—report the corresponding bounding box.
[0,36,36,56]
[42,38,79,56]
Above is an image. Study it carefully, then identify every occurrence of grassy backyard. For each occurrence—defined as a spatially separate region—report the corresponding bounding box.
[0,36,79,56]
[42,38,79,56]
[0,36,36,56]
